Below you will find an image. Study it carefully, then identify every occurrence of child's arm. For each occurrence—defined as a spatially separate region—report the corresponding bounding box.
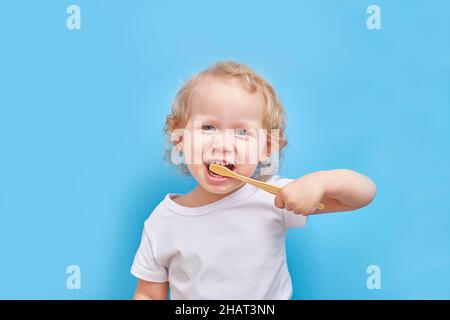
[275,169,376,215]
[133,279,169,300]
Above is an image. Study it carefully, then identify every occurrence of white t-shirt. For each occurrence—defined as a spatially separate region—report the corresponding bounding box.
[130,174,307,300]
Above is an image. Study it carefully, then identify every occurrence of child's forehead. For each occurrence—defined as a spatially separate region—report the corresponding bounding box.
[192,75,261,101]
[189,76,265,122]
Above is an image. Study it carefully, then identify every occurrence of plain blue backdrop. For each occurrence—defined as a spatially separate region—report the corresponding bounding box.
[0,0,449,299]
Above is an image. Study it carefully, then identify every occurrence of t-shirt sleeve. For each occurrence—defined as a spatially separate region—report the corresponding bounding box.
[130,219,168,282]
[273,176,308,229]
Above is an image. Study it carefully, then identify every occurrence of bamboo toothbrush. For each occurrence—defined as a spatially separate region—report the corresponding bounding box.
[209,163,325,211]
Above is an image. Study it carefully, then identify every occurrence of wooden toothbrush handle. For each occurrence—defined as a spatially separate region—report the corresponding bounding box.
[248,179,282,195]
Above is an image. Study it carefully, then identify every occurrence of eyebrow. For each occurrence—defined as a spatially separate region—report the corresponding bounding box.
[193,115,258,128]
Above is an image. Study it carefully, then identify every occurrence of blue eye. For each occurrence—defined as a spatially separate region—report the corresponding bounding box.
[202,125,216,131]
[235,128,248,136]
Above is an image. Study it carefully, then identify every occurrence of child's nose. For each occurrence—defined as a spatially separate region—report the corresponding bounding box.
[209,131,236,154]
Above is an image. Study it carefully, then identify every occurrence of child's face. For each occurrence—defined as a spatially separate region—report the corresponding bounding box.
[178,76,269,194]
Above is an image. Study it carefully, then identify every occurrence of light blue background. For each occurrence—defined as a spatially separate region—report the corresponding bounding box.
[0,0,449,299]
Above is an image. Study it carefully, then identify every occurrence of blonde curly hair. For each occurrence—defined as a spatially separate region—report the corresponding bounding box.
[163,61,288,176]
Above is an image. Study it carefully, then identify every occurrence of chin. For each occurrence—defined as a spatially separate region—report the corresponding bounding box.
[202,182,243,194]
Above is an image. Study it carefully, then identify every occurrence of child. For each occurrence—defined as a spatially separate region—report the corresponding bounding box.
[131,61,376,300]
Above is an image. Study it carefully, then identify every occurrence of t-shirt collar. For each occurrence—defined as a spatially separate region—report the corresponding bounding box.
[163,182,259,216]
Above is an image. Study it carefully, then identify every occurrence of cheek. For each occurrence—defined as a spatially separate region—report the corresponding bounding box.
[186,163,205,177]
[234,162,258,179]
[235,138,260,166]
[257,134,269,155]
[182,132,206,165]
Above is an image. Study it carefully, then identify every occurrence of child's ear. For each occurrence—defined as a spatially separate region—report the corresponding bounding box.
[171,128,184,152]
[259,151,270,163]
[259,145,272,163]
[175,136,184,152]
[259,135,280,163]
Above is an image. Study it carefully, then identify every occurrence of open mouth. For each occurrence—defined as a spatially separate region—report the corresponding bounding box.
[204,160,236,178]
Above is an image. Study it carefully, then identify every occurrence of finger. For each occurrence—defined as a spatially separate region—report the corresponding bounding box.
[274,195,285,209]
[303,207,316,215]
[284,201,296,212]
